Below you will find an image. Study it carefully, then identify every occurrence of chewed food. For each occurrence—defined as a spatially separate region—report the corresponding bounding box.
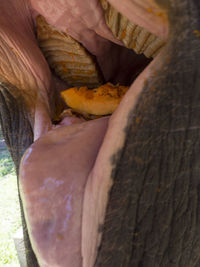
[61,83,129,116]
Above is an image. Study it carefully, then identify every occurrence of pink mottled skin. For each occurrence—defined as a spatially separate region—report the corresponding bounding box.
[0,0,169,266]
[20,117,109,267]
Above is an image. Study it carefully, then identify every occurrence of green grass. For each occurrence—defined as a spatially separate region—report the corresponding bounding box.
[0,139,21,266]
[0,150,15,177]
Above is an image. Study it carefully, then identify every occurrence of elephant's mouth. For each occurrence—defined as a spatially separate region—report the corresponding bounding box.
[14,1,169,266]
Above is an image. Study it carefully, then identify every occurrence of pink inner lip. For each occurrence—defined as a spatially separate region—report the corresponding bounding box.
[20,116,109,266]
[0,0,169,266]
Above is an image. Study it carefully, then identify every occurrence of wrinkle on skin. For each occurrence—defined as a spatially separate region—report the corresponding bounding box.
[82,49,165,267]
[0,0,52,130]
[95,0,200,265]
[0,0,50,94]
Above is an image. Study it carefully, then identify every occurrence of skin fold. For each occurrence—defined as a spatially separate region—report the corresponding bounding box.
[0,0,200,266]
[95,1,200,266]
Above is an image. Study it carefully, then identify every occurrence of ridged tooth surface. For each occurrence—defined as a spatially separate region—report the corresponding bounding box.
[36,15,103,88]
[100,0,165,58]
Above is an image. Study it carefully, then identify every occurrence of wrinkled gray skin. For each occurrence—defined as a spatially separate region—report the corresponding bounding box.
[0,0,200,266]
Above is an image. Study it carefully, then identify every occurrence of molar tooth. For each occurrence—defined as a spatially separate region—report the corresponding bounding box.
[36,15,103,88]
[144,37,165,58]
[100,0,109,10]
[100,0,165,58]
[134,28,151,54]
[140,34,156,54]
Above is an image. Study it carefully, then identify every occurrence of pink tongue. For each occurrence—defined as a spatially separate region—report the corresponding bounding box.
[20,117,109,267]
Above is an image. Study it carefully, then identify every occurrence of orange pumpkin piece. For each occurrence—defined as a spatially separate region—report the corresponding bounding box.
[61,83,129,116]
